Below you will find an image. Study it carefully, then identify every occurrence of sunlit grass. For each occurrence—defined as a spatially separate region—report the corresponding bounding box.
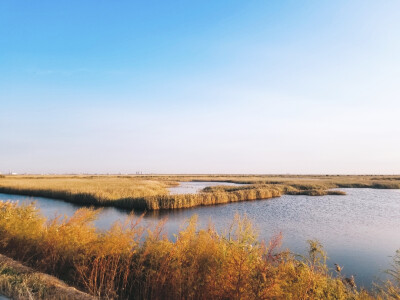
[0,254,94,300]
[0,201,399,299]
[0,175,399,211]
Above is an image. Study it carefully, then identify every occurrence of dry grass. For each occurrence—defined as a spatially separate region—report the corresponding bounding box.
[152,174,400,187]
[0,176,170,199]
[0,175,399,211]
[0,254,94,300]
[0,176,281,210]
[2,201,397,299]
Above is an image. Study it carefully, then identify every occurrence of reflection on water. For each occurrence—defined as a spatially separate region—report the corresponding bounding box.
[1,188,400,288]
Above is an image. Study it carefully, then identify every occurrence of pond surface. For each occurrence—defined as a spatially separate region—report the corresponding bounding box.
[168,181,244,194]
[1,187,400,288]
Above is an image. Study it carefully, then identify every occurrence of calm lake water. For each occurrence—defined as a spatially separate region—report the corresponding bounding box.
[1,186,399,288]
[168,181,243,194]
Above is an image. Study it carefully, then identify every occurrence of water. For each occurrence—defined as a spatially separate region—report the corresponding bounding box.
[1,187,399,288]
[168,181,244,194]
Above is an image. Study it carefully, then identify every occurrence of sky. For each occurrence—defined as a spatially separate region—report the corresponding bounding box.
[1,0,399,174]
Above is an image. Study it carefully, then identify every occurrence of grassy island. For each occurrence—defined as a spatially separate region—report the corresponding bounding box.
[0,175,399,211]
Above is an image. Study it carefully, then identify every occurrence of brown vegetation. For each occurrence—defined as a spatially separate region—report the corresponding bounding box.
[0,254,94,299]
[0,175,399,211]
[0,201,399,299]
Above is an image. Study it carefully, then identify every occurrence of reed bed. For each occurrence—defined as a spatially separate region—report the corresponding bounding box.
[148,174,400,188]
[0,184,281,211]
[0,177,281,210]
[2,201,399,299]
[0,175,399,211]
[0,176,171,199]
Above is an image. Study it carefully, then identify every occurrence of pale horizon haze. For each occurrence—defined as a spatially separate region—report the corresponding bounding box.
[1,1,399,174]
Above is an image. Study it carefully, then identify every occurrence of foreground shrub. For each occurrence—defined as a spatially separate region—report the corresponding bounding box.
[0,201,398,299]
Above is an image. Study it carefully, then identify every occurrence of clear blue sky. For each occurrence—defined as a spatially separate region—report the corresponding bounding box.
[1,1,399,174]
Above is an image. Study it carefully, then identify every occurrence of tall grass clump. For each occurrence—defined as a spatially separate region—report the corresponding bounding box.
[140,186,282,210]
[1,201,397,299]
